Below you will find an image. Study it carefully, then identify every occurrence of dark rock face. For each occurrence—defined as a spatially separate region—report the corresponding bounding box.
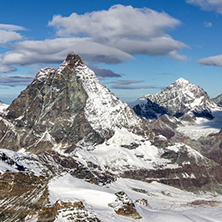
[0,172,48,221]
[149,114,180,140]
[0,54,103,153]
[203,130,222,164]
[133,99,167,120]
[121,164,222,191]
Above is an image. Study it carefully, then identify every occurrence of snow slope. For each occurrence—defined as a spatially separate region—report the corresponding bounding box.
[48,174,222,222]
[178,110,222,139]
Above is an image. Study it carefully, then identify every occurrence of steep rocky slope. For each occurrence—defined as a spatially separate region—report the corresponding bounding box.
[132,78,218,120]
[0,54,148,153]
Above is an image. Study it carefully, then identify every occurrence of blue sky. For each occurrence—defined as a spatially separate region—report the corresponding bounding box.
[0,0,222,104]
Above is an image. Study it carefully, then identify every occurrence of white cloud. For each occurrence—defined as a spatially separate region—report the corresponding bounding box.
[0,23,25,44]
[186,0,222,13]
[204,21,212,27]
[1,38,133,70]
[0,24,26,31]
[0,5,188,74]
[197,54,222,66]
[0,64,16,73]
[49,5,180,38]
[169,50,188,61]
[49,4,187,59]
[0,30,22,44]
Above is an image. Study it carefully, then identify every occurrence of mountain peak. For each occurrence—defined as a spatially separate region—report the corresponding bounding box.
[65,53,83,66]
[59,53,84,71]
[133,77,217,119]
[174,77,190,85]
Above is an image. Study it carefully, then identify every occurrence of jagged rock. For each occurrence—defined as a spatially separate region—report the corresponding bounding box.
[135,199,150,207]
[38,201,100,222]
[132,78,218,120]
[0,172,48,221]
[109,191,142,219]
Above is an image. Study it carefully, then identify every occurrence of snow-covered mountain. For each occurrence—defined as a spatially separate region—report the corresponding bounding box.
[1,55,222,221]
[0,53,147,153]
[212,93,222,107]
[132,78,219,120]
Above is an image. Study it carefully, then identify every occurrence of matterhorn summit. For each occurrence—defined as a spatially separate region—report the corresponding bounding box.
[0,53,147,153]
[132,77,218,119]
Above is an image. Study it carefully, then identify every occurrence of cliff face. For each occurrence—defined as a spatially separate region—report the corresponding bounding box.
[0,54,102,153]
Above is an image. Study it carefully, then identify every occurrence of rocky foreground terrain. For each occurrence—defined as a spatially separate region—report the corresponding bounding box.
[1,54,222,221]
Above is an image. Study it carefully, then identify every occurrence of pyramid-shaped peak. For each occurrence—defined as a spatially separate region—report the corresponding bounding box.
[64,53,84,68]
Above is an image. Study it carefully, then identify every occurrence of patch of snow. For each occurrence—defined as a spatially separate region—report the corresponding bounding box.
[0,102,9,114]
[0,148,48,176]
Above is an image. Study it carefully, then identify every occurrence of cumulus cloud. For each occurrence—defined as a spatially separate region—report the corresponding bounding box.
[197,54,222,66]
[0,74,34,86]
[49,4,187,59]
[0,5,188,74]
[186,0,222,13]
[111,80,164,90]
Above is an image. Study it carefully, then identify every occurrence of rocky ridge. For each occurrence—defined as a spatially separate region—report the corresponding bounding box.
[212,93,222,107]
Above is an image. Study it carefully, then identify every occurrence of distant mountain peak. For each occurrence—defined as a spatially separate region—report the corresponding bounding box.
[133,77,219,120]
[174,77,190,85]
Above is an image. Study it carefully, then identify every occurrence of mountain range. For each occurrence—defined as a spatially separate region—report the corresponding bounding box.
[1,54,222,221]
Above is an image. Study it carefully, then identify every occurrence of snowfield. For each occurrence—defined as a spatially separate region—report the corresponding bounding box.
[178,110,222,140]
[48,174,222,222]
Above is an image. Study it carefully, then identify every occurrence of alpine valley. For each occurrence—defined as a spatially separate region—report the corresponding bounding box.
[1,54,222,222]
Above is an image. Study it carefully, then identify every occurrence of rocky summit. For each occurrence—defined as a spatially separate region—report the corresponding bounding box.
[1,54,222,221]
